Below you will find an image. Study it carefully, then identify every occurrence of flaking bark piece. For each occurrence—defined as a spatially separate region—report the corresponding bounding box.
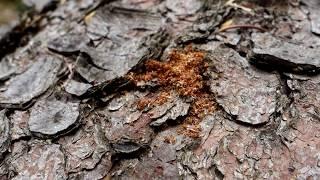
[11,143,67,180]
[58,118,111,174]
[75,53,114,83]
[250,33,320,74]
[9,111,31,141]
[165,0,203,15]
[303,0,320,35]
[0,58,16,81]
[277,78,320,178]
[176,113,234,179]
[64,80,92,96]
[150,97,190,127]
[111,157,179,179]
[82,38,151,77]
[112,139,142,154]
[0,55,62,108]
[111,112,211,179]
[110,0,162,10]
[28,98,80,139]
[86,6,162,41]
[0,110,10,160]
[96,91,153,153]
[67,155,112,180]
[209,45,279,125]
[48,32,90,54]
[82,6,165,82]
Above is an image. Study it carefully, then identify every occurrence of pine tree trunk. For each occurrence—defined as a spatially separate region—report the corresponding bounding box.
[0,0,320,179]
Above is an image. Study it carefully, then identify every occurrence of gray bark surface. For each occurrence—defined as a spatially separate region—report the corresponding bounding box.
[0,0,320,179]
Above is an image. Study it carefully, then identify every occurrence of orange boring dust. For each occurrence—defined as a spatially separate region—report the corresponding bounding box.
[136,91,171,111]
[129,46,216,138]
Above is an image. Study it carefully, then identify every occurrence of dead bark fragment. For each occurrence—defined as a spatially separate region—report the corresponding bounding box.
[95,91,154,154]
[111,0,161,10]
[68,154,112,180]
[86,6,162,42]
[208,45,279,125]
[64,80,92,96]
[180,113,233,179]
[303,0,320,35]
[48,32,90,54]
[0,58,16,81]
[0,55,63,108]
[9,110,31,141]
[0,110,10,160]
[1,140,29,179]
[150,95,190,127]
[111,139,181,180]
[250,33,320,74]
[83,6,166,81]
[28,97,80,138]
[75,53,114,84]
[58,5,170,87]
[58,118,111,175]
[165,0,203,15]
[278,78,320,178]
[11,143,67,180]
[115,157,179,179]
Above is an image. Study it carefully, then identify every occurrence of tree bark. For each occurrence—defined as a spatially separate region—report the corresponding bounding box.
[0,0,320,179]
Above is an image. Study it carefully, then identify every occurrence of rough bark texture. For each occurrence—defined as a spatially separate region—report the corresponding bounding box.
[0,0,320,179]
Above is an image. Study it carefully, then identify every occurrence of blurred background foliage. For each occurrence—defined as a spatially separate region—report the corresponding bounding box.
[0,0,25,25]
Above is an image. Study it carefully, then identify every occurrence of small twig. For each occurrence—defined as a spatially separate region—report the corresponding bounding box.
[219,24,266,32]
